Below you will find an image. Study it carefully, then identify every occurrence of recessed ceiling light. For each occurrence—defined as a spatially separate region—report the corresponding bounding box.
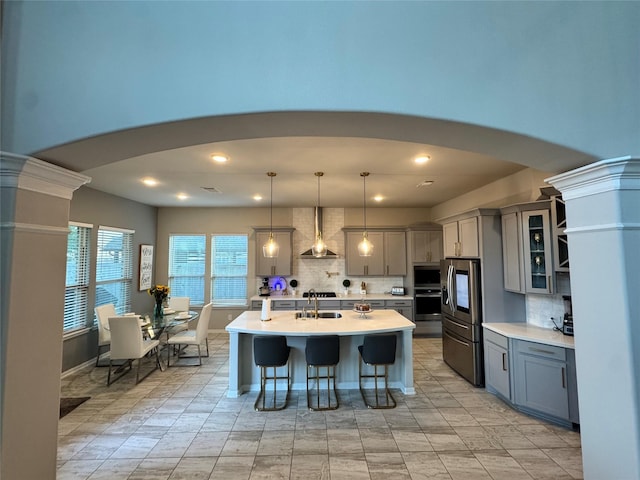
[211,154,228,163]
[142,177,158,186]
[374,195,384,202]
[416,180,434,188]
[253,195,263,201]
[415,155,430,164]
[177,193,189,200]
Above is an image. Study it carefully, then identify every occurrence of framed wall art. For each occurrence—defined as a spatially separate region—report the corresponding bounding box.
[139,244,154,290]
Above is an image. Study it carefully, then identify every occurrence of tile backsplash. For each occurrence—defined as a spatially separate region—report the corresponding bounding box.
[526,294,566,329]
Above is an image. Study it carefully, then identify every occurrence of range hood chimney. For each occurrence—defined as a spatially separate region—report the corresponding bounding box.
[300,207,339,258]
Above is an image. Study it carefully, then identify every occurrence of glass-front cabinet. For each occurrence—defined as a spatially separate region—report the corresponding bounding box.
[501,201,554,295]
[522,210,553,294]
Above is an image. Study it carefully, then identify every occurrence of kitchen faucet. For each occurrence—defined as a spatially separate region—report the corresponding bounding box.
[307,288,319,318]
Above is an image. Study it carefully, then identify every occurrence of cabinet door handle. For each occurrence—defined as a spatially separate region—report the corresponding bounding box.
[502,352,507,371]
[561,367,566,388]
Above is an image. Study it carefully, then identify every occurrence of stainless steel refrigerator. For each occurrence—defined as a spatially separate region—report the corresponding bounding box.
[440,258,484,386]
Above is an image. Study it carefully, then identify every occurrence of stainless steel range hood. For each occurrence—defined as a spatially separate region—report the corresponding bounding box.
[300,207,339,258]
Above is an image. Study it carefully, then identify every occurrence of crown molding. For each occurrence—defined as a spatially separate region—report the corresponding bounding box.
[546,156,640,201]
[0,152,91,199]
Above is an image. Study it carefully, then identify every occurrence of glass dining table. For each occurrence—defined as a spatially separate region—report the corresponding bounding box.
[139,310,200,340]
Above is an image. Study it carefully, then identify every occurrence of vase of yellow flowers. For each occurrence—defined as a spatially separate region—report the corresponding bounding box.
[148,284,170,318]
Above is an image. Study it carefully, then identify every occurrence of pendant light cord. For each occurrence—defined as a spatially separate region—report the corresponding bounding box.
[361,172,369,230]
[267,172,276,234]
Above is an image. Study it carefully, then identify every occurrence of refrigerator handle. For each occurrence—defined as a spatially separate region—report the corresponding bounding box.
[447,264,456,314]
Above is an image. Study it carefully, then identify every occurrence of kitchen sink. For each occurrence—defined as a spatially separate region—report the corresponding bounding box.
[295,311,343,319]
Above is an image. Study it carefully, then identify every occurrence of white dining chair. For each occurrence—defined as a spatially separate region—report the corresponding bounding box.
[167,303,212,366]
[168,296,190,312]
[166,296,190,334]
[94,303,116,367]
[107,315,163,385]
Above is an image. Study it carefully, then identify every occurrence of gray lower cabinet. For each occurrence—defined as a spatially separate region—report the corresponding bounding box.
[483,331,579,428]
[484,330,511,400]
[384,299,413,321]
[251,299,414,321]
[513,339,570,422]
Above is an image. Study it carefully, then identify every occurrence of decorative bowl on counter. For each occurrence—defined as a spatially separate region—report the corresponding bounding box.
[354,303,371,312]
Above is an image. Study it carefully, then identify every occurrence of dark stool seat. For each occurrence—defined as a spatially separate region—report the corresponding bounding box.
[305,335,340,411]
[253,335,291,411]
[358,334,397,409]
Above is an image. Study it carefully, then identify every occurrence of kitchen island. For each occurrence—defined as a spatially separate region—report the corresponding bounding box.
[225,309,415,398]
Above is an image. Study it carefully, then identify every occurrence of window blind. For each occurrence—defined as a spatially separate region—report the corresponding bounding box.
[211,234,248,306]
[64,224,92,333]
[96,227,133,316]
[169,235,206,305]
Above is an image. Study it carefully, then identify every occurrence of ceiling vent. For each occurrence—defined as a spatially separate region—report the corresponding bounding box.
[201,186,222,194]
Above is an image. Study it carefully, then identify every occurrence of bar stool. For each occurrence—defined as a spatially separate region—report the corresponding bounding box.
[305,335,340,411]
[253,335,291,411]
[358,334,397,409]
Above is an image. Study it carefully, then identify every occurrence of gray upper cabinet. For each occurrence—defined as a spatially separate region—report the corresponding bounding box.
[254,228,294,277]
[500,202,553,295]
[551,195,570,272]
[384,231,407,276]
[345,231,385,276]
[344,230,406,276]
[443,217,479,257]
[501,212,523,292]
[410,229,443,264]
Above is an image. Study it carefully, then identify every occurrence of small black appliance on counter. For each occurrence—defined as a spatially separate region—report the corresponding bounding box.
[561,295,574,336]
[259,278,271,296]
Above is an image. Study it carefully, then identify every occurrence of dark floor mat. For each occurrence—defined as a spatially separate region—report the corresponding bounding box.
[59,397,90,418]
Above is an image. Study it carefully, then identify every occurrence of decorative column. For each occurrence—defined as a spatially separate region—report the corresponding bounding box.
[0,153,90,480]
[547,156,640,480]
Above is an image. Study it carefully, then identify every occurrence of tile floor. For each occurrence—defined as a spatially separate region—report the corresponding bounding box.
[57,334,583,479]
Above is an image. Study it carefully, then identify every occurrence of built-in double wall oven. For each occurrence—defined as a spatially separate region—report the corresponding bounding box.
[413,265,442,336]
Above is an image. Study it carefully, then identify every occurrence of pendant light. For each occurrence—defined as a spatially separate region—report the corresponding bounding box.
[358,172,374,256]
[263,172,279,258]
[311,172,328,257]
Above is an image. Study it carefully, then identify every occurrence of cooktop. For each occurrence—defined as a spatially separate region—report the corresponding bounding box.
[302,291,337,298]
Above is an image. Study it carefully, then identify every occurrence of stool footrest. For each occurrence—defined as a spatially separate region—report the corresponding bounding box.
[306,364,339,411]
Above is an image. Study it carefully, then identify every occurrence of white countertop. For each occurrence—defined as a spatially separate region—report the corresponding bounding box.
[483,322,575,349]
[250,294,413,301]
[226,309,415,336]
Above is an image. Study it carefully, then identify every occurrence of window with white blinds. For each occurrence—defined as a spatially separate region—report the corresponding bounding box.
[64,223,92,333]
[96,226,134,316]
[211,234,248,306]
[169,235,206,306]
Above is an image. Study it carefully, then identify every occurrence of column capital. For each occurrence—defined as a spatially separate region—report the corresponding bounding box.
[1,152,91,199]
[546,156,640,201]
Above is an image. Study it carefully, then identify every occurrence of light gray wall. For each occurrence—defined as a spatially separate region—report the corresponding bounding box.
[63,186,157,372]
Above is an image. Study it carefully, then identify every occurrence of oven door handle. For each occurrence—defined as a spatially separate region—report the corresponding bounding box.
[444,330,470,347]
[415,293,441,298]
